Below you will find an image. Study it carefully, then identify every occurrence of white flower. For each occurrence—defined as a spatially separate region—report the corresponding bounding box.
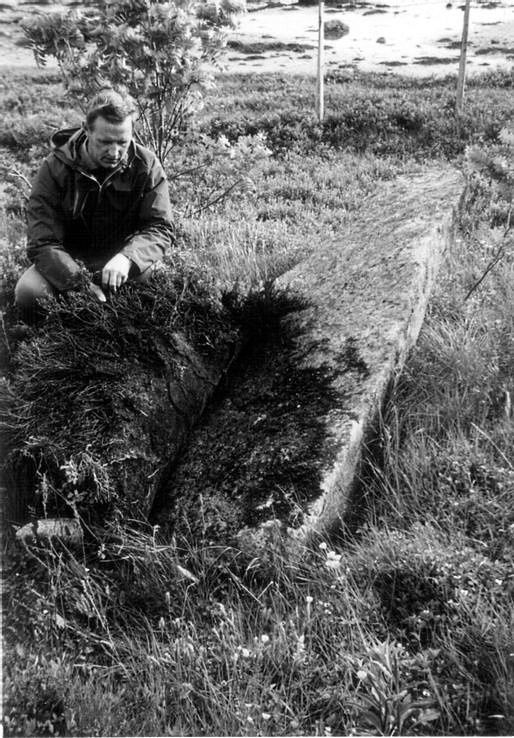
[325,551,342,570]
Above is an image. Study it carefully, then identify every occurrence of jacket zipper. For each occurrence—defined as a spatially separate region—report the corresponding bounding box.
[74,167,124,246]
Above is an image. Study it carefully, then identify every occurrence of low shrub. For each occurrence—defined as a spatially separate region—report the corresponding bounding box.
[204,74,512,160]
[0,112,80,153]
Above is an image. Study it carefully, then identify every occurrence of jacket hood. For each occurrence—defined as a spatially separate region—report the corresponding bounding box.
[50,127,85,165]
[49,127,138,171]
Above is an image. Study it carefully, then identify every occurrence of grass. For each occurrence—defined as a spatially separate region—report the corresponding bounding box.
[2,65,514,735]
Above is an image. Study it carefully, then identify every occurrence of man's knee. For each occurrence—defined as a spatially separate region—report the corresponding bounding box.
[14,265,55,311]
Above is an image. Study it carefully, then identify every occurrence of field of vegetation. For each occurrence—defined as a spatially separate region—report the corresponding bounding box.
[1,62,513,736]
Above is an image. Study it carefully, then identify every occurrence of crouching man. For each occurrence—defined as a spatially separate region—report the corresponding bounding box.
[15,89,174,314]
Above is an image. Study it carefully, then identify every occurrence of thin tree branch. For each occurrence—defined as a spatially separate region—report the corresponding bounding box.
[464,231,513,301]
[190,178,244,216]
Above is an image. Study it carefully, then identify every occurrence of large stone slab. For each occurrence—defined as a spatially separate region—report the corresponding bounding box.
[277,165,463,533]
[155,166,463,544]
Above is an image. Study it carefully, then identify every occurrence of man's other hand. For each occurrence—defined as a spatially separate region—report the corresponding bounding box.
[89,282,107,302]
[102,253,131,292]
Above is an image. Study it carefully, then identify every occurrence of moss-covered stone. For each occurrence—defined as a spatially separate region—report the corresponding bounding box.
[153,289,368,544]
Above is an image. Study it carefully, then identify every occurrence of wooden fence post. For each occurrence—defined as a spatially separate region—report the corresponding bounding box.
[317,0,325,122]
[456,0,471,113]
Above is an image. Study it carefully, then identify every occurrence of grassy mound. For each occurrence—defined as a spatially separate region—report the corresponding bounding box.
[1,268,240,528]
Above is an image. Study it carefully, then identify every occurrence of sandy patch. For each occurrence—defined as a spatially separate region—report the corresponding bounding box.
[226,0,514,77]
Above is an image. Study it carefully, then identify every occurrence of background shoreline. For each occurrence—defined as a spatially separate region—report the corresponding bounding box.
[0,0,513,78]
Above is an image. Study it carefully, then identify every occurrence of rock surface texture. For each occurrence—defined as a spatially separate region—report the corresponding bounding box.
[277,165,463,534]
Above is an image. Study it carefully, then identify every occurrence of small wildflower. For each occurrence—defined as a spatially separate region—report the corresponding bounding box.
[319,542,328,551]
[260,634,270,644]
[158,617,165,632]
[294,633,305,662]
[241,647,252,658]
[305,595,314,604]
[325,551,342,569]
[262,713,272,721]
[357,669,367,680]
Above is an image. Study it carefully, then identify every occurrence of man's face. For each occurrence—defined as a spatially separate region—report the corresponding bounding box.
[86,116,132,169]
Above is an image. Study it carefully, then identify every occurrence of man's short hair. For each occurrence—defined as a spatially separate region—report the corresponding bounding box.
[85,89,136,128]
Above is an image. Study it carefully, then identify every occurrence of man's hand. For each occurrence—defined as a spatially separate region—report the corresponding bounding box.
[102,253,131,292]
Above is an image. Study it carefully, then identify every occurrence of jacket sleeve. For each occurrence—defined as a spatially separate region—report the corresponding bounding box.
[26,159,82,291]
[119,157,174,273]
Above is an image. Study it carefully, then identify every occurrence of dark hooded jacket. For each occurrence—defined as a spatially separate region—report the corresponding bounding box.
[26,127,174,291]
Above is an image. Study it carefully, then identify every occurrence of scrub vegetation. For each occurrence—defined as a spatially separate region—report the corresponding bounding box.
[1,64,514,736]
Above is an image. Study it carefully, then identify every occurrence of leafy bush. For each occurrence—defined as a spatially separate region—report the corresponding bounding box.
[22,0,245,161]
[167,130,271,215]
